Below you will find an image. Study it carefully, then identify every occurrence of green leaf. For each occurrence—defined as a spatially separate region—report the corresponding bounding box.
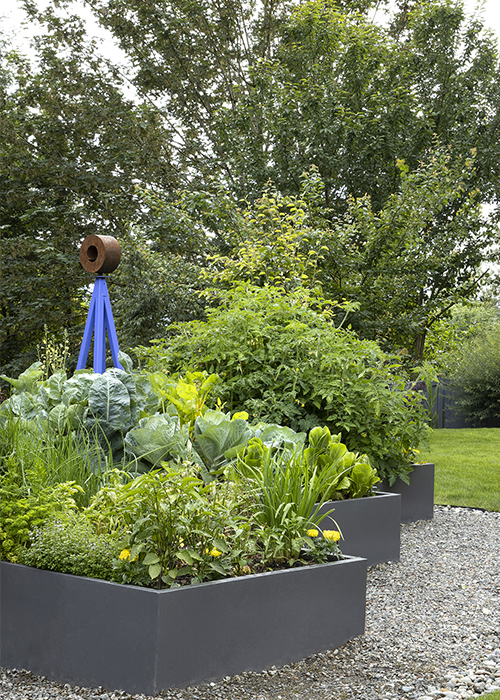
[209,561,227,575]
[143,552,160,566]
[176,550,193,565]
[88,373,132,430]
[148,563,162,579]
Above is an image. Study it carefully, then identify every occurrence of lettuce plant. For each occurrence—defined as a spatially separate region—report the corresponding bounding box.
[304,426,380,500]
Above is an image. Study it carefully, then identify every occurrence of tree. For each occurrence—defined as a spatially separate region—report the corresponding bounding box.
[110,186,243,349]
[236,0,500,213]
[423,301,500,374]
[25,0,500,215]
[204,150,497,361]
[3,0,500,374]
[0,20,177,378]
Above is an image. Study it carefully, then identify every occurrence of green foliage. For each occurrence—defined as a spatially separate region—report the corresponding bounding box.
[304,426,380,499]
[423,302,500,374]
[233,437,346,562]
[0,28,175,379]
[328,150,493,359]
[18,514,123,581]
[162,371,219,433]
[413,362,440,428]
[87,466,252,587]
[0,408,111,508]
[243,0,500,215]
[37,326,70,381]
[206,177,329,291]
[237,426,378,506]
[193,410,253,476]
[124,414,191,472]
[137,284,429,482]
[0,475,82,562]
[47,0,500,217]
[192,152,493,362]
[451,328,500,425]
[4,0,500,377]
[0,360,164,466]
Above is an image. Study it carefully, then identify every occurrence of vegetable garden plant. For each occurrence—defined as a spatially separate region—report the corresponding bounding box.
[0,306,427,589]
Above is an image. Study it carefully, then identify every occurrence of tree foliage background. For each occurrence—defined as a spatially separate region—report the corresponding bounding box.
[1,0,500,379]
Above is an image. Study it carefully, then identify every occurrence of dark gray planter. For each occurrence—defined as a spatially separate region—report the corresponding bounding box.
[379,463,435,523]
[315,491,401,566]
[0,556,367,695]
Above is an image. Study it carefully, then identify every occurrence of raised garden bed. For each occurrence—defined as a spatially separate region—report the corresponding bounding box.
[379,463,435,523]
[315,491,401,566]
[0,556,367,695]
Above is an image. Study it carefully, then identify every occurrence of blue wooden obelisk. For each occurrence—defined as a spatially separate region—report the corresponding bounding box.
[76,277,123,373]
[77,234,123,374]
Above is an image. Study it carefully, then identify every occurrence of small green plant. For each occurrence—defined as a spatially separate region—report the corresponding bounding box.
[304,426,379,500]
[0,476,82,562]
[18,513,123,581]
[304,527,343,564]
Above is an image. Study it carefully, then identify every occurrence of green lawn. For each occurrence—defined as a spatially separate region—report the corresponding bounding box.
[423,428,500,512]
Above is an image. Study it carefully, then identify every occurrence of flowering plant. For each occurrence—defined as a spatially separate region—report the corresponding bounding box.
[304,528,343,564]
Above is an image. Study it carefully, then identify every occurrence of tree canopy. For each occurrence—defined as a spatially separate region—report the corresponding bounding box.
[1,0,500,378]
[21,0,500,213]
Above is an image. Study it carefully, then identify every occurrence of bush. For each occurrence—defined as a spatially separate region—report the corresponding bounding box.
[0,477,82,562]
[18,513,123,581]
[423,302,500,375]
[136,285,428,483]
[452,329,500,425]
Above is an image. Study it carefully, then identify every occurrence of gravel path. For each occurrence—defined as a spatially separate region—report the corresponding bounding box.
[1,505,499,700]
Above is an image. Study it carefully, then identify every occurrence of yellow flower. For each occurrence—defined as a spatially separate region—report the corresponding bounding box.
[307,528,319,538]
[206,547,222,557]
[119,549,131,561]
[323,530,341,542]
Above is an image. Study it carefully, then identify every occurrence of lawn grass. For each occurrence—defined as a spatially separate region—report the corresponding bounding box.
[479,692,500,699]
[422,428,500,512]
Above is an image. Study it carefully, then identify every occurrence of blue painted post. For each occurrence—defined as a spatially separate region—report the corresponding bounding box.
[76,277,123,373]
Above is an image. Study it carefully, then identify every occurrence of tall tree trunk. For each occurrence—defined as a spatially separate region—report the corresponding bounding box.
[413,330,427,363]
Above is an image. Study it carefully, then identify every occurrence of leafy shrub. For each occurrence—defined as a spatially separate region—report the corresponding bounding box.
[452,329,500,425]
[0,476,82,561]
[423,302,500,375]
[136,285,428,483]
[19,514,123,581]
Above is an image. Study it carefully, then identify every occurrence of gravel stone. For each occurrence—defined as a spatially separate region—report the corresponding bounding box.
[1,505,499,700]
